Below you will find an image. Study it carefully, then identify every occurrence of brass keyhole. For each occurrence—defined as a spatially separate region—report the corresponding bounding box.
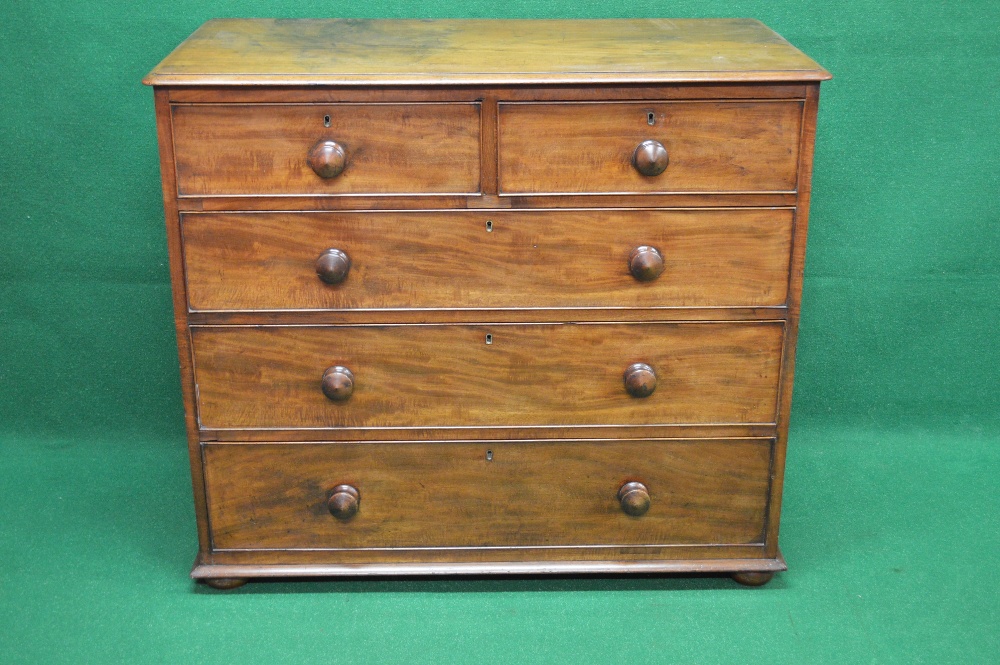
[647,111,655,126]
[485,334,493,345]
[486,220,493,232]
[323,114,331,127]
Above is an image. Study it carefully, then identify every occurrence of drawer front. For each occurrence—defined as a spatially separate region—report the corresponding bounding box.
[171,103,481,196]
[498,101,802,194]
[191,322,783,430]
[204,439,772,550]
[182,208,793,311]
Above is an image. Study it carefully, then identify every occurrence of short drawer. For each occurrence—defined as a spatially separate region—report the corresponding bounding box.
[191,322,783,430]
[181,208,793,311]
[498,101,802,194]
[204,439,772,550]
[170,103,481,196]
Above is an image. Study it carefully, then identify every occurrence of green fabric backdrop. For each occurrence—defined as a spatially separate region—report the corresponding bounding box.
[1,1,997,663]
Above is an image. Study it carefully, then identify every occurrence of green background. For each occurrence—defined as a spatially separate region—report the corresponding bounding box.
[1,1,998,663]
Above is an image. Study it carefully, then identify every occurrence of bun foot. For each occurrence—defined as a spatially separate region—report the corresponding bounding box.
[731,571,774,587]
[203,577,248,590]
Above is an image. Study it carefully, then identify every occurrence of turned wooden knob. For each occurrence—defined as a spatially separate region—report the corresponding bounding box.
[618,481,650,516]
[307,140,347,179]
[632,140,669,176]
[327,484,360,520]
[629,246,664,281]
[316,248,351,284]
[624,363,657,398]
[322,366,354,401]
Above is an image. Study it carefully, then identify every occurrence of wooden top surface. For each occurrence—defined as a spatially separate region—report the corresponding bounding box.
[143,18,830,86]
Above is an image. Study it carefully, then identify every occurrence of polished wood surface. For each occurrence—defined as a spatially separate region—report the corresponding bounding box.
[171,103,480,196]
[167,84,809,104]
[191,322,784,430]
[202,543,777,566]
[314,248,351,285]
[193,554,786,577]
[618,481,652,517]
[183,192,799,212]
[632,140,669,177]
[146,19,827,583]
[623,362,658,399]
[180,209,794,311]
[766,84,823,558]
[629,245,666,282]
[306,140,347,179]
[499,101,802,194]
[188,307,787,327]
[731,571,774,586]
[320,365,354,401]
[326,484,360,520]
[143,19,831,86]
[202,577,248,590]
[153,89,213,561]
[203,439,772,550]
[202,424,778,444]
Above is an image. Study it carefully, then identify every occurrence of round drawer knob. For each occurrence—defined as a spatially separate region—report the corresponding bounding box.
[618,481,650,516]
[629,246,664,282]
[322,366,355,401]
[307,140,347,179]
[624,362,657,398]
[632,140,669,177]
[327,484,360,520]
[316,248,351,284]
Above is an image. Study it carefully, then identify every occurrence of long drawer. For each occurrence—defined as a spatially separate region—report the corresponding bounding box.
[181,208,794,311]
[204,439,773,550]
[191,322,784,430]
[170,103,481,196]
[498,101,803,194]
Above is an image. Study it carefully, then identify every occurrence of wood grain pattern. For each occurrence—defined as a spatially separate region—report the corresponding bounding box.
[190,322,784,430]
[203,439,772,550]
[499,101,803,194]
[171,103,480,196]
[766,83,823,556]
[145,18,829,581]
[142,19,831,86]
[731,570,774,586]
[153,89,212,558]
[186,307,788,327]
[180,209,794,311]
[201,424,779,443]
[166,84,809,104]
[195,550,786,570]
[182,192,800,212]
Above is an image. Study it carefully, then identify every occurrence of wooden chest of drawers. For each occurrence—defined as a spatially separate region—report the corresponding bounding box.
[144,18,829,588]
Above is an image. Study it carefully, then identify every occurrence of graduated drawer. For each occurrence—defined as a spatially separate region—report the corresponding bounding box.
[204,439,772,550]
[191,322,783,430]
[498,101,802,194]
[170,103,481,196]
[182,208,793,311]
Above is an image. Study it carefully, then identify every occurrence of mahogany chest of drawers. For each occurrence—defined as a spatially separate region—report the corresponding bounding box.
[144,18,829,588]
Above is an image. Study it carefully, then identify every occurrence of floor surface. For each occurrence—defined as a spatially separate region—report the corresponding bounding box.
[2,423,997,663]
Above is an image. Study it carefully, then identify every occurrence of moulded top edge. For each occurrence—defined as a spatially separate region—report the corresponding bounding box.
[143,18,832,87]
